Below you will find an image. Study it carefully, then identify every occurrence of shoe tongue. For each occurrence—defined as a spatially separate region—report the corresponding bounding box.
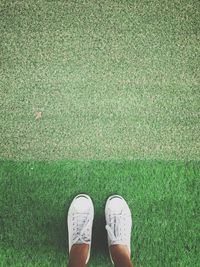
[74,197,90,212]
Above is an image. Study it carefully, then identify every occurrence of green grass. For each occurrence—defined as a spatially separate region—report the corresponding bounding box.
[0,0,200,266]
[0,160,199,267]
[0,0,200,160]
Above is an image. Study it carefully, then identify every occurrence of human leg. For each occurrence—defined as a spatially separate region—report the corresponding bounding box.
[68,244,89,267]
[110,244,134,267]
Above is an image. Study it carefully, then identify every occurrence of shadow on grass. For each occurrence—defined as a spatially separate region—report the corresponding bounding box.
[92,212,108,256]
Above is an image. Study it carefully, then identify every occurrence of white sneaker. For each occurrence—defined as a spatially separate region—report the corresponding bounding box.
[105,195,132,264]
[67,194,94,264]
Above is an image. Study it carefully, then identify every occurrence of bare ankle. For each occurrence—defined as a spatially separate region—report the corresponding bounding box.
[110,245,133,267]
[110,244,130,258]
[69,244,89,267]
[70,243,89,254]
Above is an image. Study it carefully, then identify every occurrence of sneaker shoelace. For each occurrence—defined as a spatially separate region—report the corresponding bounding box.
[72,213,91,244]
[105,213,127,244]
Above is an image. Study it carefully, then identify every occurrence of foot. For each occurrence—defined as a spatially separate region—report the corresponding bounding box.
[68,194,94,264]
[105,195,132,264]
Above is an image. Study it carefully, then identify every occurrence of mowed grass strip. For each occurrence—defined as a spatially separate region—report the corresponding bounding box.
[0,160,199,267]
[1,0,200,160]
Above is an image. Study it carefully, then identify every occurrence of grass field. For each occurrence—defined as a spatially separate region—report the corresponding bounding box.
[1,0,200,160]
[0,160,199,267]
[0,0,200,266]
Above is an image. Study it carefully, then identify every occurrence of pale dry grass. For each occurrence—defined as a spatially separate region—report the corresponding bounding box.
[0,0,199,160]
